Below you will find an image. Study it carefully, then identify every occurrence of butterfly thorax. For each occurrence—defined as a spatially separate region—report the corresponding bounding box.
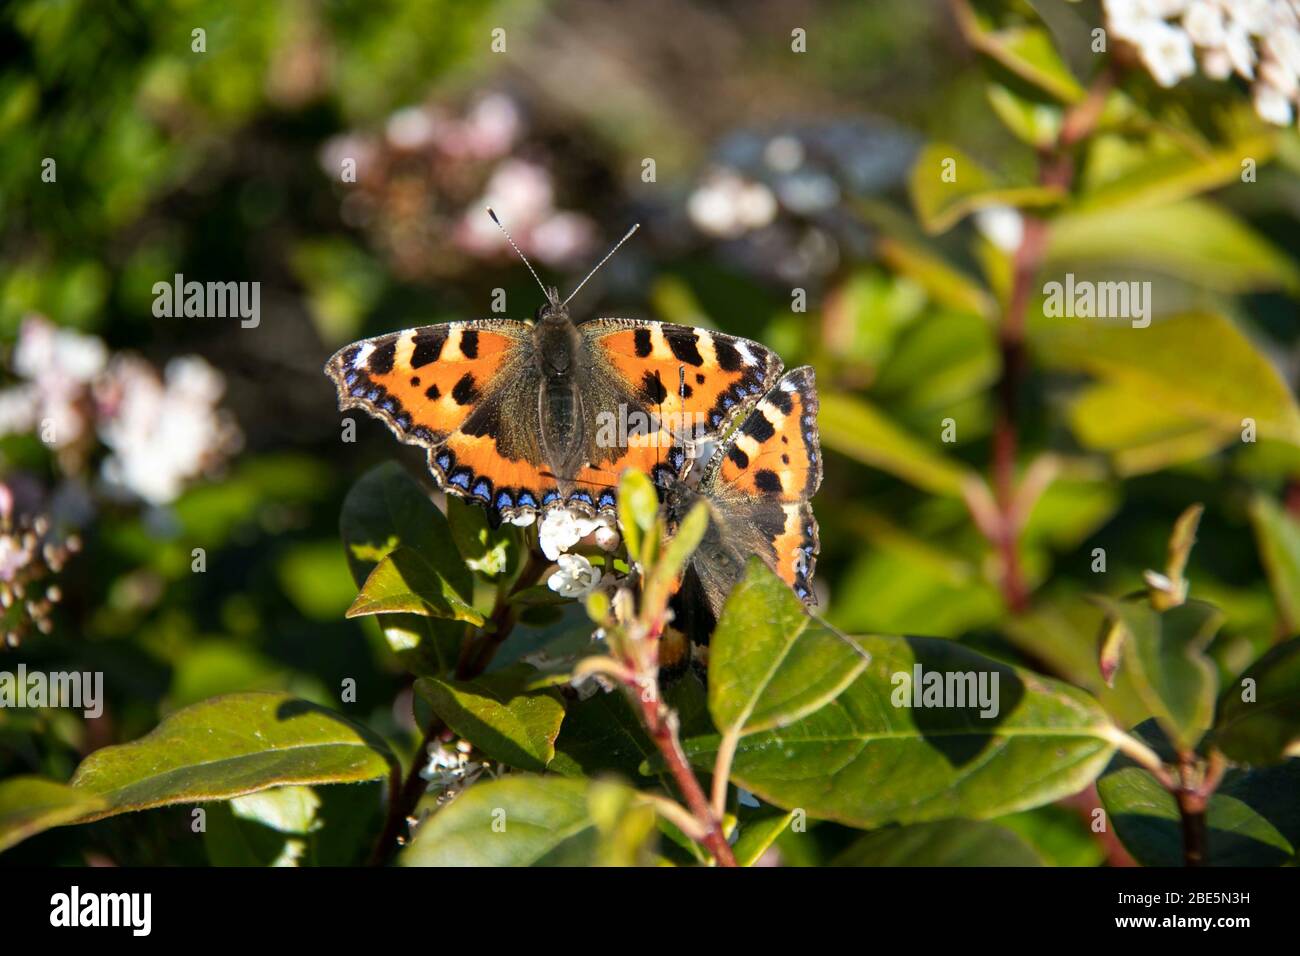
[531,299,588,479]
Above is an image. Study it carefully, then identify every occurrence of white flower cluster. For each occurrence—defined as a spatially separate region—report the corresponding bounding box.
[0,316,241,506]
[687,168,779,239]
[1105,0,1300,125]
[96,355,242,506]
[539,508,620,599]
[418,738,491,807]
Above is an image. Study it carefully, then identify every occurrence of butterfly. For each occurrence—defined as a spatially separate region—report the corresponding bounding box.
[658,365,822,658]
[325,214,782,525]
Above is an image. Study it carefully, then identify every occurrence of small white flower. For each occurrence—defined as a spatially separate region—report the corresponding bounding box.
[1136,19,1198,87]
[1182,1,1226,46]
[1261,56,1298,96]
[687,169,777,239]
[508,510,536,527]
[1253,79,1294,123]
[1200,46,1234,78]
[973,205,1024,253]
[385,106,436,150]
[1223,21,1257,79]
[547,552,602,598]
[593,519,620,552]
[537,507,597,560]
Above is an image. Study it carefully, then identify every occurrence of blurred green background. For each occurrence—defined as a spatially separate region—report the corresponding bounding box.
[2,0,1299,865]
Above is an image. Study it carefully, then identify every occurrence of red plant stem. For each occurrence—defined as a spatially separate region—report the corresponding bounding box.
[635,689,737,867]
[982,65,1113,615]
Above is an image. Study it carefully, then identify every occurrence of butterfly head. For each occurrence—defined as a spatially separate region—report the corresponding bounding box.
[535,287,569,323]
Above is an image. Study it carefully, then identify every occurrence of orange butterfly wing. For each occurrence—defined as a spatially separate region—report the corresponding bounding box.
[708,366,822,603]
[325,321,562,515]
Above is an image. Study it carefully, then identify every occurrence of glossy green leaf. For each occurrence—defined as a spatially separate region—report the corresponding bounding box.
[416,667,565,772]
[961,21,1085,103]
[909,143,1063,235]
[68,693,397,819]
[1096,598,1221,752]
[1045,202,1300,294]
[1214,638,1300,765]
[448,496,518,578]
[339,462,470,673]
[346,547,484,625]
[1248,495,1300,634]
[401,775,650,866]
[681,635,1117,827]
[1099,737,1300,866]
[1036,312,1300,446]
[832,819,1044,866]
[0,777,107,854]
[710,559,870,736]
[204,785,321,867]
[732,806,794,867]
[1077,133,1277,212]
[549,689,661,783]
[819,393,973,496]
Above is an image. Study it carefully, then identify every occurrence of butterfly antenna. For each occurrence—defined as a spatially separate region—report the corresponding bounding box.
[562,223,640,308]
[487,208,550,301]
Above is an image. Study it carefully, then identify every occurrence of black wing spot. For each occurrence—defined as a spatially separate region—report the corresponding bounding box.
[781,453,790,464]
[727,446,749,469]
[633,327,653,357]
[663,327,704,366]
[741,411,776,443]
[410,376,421,387]
[640,370,668,405]
[425,383,441,401]
[451,373,479,405]
[696,373,706,385]
[411,329,448,368]
[714,338,743,372]
[369,341,397,375]
[754,469,782,495]
[768,388,794,416]
[459,329,479,359]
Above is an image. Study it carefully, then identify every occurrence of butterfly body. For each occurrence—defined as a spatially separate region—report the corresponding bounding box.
[326,294,782,526]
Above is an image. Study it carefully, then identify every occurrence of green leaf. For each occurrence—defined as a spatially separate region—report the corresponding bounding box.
[549,689,661,782]
[339,461,470,597]
[401,775,651,866]
[985,82,1063,149]
[832,819,1044,866]
[1095,598,1221,752]
[909,143,1063,235]
[710,559,870,736]
[1098,728,1300,866]
[339,462,471,673]
[958,18,1085,103]
[1035,312,1300,446]
[819,393,974,496]
[618,469,659,565]
[1045,202,1300,294]
[732,806,794,867]
[1214,638,1300,765]
[346,547,485,625]
[204,786,321,867]
[1077,133,1278,212]
[0,777,107,854]
[68,693,397,819]
[875,235,996,320]
[448,496,518,577]
[1248,495,1300,634]
[681,635,1117,827]
[416,667,565,772]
